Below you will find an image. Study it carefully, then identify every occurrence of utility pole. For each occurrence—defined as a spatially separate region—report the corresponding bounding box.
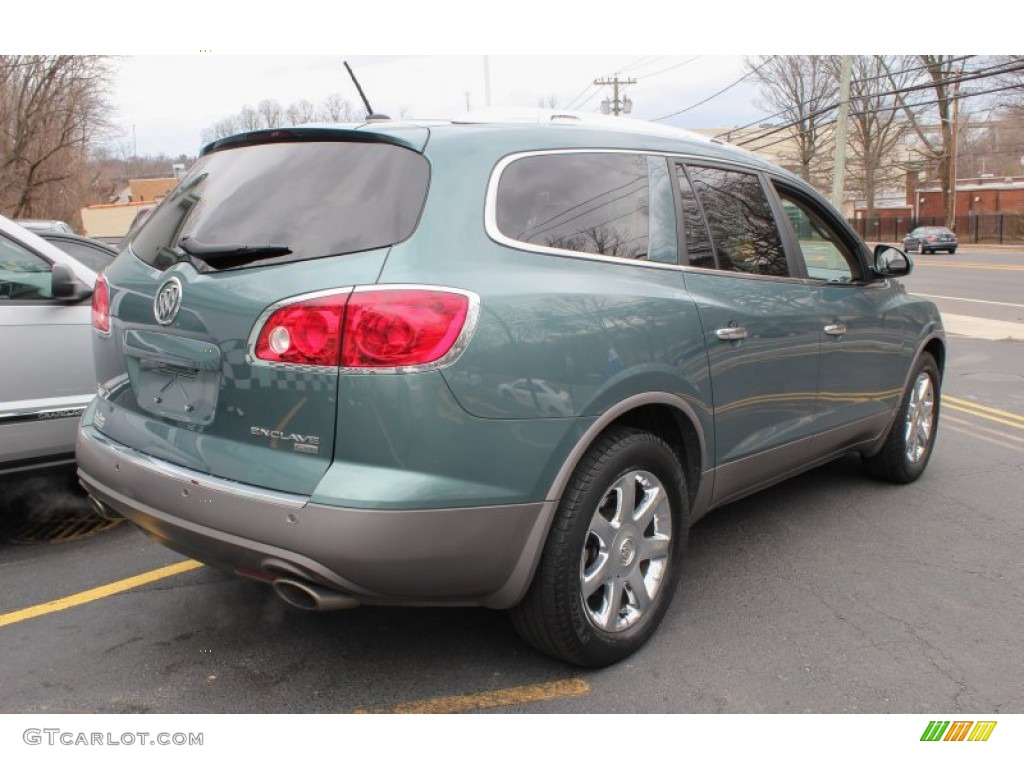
[484,56,491,108]
[831,55,852,211]
[595,74,636,116]
[949,66,962,230]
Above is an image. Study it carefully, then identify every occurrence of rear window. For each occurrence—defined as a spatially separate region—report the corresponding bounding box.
[131,141,429,271]
[495,152,653,261]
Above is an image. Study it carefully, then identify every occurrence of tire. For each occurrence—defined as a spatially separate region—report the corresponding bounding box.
[918,242,926,255]
[863,352,940,483]
[949,247,957,254]
[510,427,687,667]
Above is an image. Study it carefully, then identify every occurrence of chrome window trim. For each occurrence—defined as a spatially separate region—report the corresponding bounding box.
[484,149,813,286]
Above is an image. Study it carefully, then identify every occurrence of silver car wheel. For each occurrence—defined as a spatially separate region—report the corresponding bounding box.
[904,372,935,464]
[580,470,672,633]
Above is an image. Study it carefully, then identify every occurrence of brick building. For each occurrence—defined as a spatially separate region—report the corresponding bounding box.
[913,176,1024,218]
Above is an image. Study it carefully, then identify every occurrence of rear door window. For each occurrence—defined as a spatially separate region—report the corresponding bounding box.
[131,141,430,272]
[683,165,789,277]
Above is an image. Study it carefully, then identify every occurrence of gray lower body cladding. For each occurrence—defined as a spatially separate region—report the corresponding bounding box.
[76,426,546,608]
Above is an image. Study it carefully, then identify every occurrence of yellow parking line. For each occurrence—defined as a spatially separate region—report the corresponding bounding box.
[944,414,1024,446]
[0,560,203,628]
[944,422,1024,453]
[355,677,591,714]
[944,396,1024,431]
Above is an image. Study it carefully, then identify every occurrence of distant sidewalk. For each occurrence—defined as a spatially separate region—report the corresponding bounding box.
[942,313,1024,341]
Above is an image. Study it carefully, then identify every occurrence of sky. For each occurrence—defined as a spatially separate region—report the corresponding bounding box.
[110,55,770,158]
[6,1,1012,160]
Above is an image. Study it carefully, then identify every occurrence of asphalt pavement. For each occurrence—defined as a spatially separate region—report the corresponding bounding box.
[1,251,1022,714]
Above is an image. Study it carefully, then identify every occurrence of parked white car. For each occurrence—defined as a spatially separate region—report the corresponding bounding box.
[0,215,99,475]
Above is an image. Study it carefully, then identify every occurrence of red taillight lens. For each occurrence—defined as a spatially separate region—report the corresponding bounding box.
[927,235,937,242]
[254,295,348,366]
[252,288,474,369]
[341,289,471,368]
[91,273,110,333]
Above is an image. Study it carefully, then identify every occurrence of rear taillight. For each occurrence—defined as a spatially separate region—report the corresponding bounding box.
[254,294,349,367]
[92,273,110,333]
[341,289,471,369]
[927,235,937,242]
[252,287,476,370]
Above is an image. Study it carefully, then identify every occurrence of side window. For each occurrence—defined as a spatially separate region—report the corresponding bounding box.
[686,165,789,277]
[774,185,861,283]
[0,234,53,301]
[674,164,715,269]
[495,153,653,261]
[44,238,114,273]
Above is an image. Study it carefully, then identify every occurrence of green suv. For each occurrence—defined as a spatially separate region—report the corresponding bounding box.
[77,113,944,666]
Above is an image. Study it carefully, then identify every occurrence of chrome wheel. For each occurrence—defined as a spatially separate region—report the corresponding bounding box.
[903,372,935,464]
[580,470,672,633]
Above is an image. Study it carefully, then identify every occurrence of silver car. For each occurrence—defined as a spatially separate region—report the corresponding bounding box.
[0,215,98,475]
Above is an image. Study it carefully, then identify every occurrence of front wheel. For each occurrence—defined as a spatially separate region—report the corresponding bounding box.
[918,242,926,255]
[510,427,687,667]
[863,352,940,483]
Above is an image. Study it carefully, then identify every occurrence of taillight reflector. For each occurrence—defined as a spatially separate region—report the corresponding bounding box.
[92,273,110,333]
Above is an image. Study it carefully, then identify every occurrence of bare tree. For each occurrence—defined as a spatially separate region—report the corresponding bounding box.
[286,99,318,125]
[320,93,358,122]
[0,56,113,222]
[201,94,360,144]
[746,55,839,188]
[885,56,971,228]
[846,56,916,219]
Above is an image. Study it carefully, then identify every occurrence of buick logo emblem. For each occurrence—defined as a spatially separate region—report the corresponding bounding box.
[154,277,183,325]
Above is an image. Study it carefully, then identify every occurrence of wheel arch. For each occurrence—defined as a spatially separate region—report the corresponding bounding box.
[484,392,710,609]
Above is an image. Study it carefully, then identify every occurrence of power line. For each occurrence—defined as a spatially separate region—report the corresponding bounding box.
[652,56,776,122]
[729,81,1024,157]
[730,60,1024,150]
[713,56,988,141]
[633,56,701,80]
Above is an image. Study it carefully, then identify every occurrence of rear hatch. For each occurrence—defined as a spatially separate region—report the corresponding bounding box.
[91,129,430,495]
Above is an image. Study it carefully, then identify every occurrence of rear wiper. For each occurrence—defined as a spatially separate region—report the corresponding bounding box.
[178,236,292,269]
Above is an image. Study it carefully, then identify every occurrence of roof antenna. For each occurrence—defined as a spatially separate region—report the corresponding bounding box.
[344,61,390,121]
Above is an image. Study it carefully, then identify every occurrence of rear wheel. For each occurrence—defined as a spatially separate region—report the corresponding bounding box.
[863,352,940,483]
[510,427,687,667]
[917,242,926,255]
[949,247,957,254]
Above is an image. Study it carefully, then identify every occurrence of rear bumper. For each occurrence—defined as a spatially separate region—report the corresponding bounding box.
[76,425,550,608]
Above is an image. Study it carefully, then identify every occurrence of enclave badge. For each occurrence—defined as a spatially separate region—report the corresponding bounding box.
[154,277,183,325]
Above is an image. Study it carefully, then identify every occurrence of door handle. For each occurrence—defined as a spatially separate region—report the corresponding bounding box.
[715,326,748,341]
[824,323,847,337]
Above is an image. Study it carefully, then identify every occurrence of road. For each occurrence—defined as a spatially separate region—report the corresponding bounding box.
[903,250,1024,330]
[1,251,1022,715]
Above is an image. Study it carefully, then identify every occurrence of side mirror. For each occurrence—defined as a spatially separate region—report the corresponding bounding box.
[872,245,912,279]
[51,263,94,302]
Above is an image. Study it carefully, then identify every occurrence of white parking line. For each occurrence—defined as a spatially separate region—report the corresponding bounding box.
[913,293,1024,309]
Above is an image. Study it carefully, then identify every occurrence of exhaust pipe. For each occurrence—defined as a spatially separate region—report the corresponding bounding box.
[272,578,360,611]
[88,495,124,520]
